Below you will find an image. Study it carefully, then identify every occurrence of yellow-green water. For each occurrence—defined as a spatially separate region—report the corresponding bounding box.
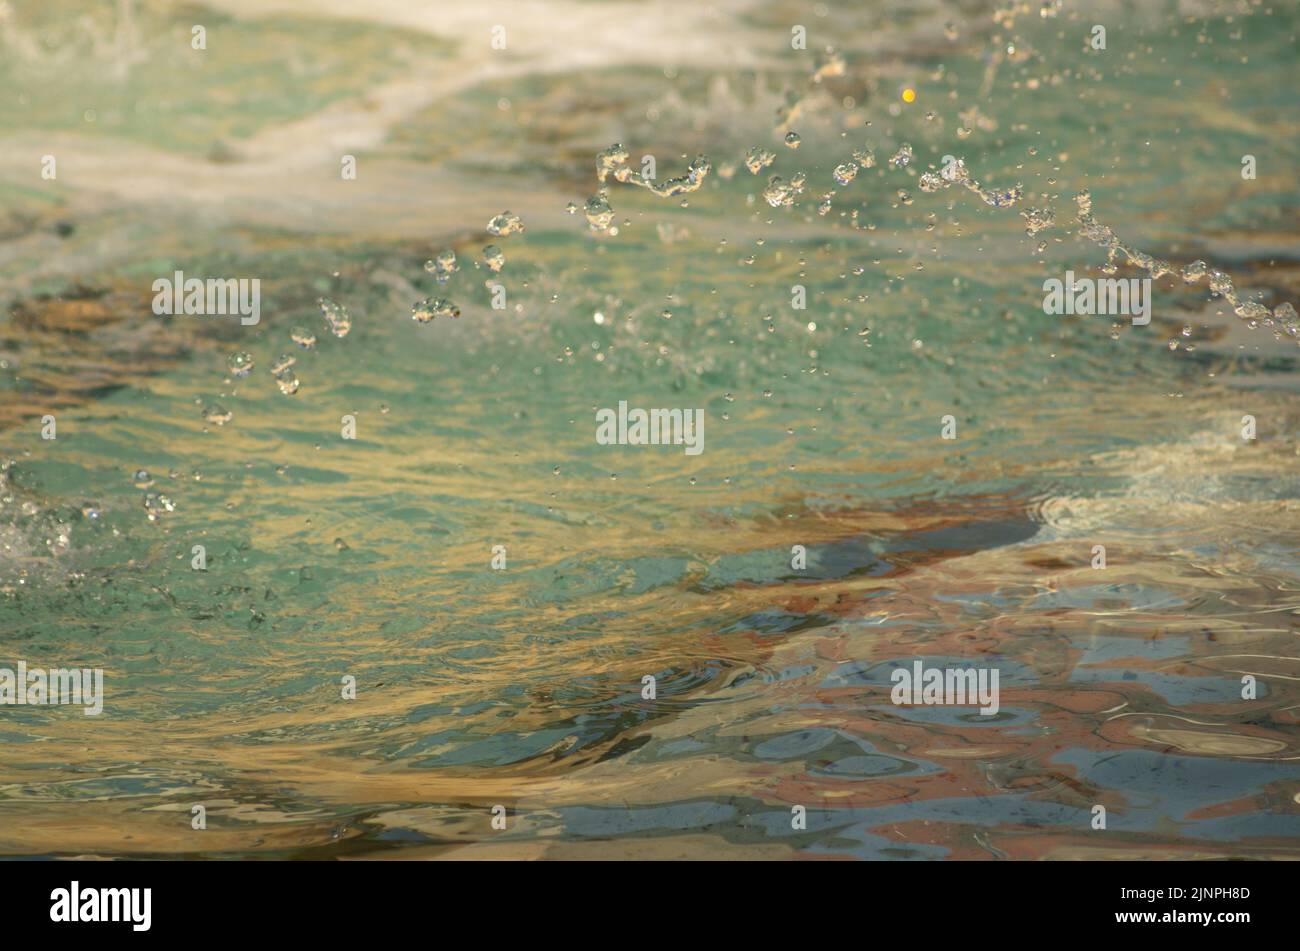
[1,0,1298,858]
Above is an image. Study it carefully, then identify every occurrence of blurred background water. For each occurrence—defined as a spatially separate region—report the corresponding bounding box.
[0,0,1298,858]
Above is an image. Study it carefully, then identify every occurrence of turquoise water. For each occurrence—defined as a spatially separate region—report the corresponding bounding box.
[0,0,1298,858]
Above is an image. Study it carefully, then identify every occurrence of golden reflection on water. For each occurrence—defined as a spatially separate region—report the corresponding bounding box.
[4,384,1298,858]
[2,0,1299,860]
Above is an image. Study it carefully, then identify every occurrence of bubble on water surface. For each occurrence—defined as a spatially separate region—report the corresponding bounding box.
[290,327,316,349]
[482,245,505,273]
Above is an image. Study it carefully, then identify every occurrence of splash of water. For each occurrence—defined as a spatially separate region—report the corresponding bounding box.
[1073,190,1300,341]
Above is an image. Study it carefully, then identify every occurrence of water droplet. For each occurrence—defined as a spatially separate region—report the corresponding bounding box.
[482,245,505,273]
[203,404,233,426]
[142,491,175,521]
[227,351,254,377]
[486,211,525,237]
[425,249,458,284]
[888,144,913,169]
[584,193,615,232]
[745,147,776,174]
[833,162,858,186]
[411,298,460,322]
[319,298,352,338]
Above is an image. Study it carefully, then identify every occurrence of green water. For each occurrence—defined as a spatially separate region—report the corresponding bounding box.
[0,0,1298,858]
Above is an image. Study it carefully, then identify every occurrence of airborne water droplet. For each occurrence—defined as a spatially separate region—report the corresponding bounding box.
[227,351,254,377]
[411,298,460,322]
[203,404,233,426]
[584,194,615,232]
[745,147,776,174]
[482,245,506,273]
[319,298,352,338]
[142,491,175,521]
[486,211,525,237]
[425,249,458,285]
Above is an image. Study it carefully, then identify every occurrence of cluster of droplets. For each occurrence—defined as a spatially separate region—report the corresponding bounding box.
[583,193,615,233]
[888,144,913,170]
[172,95,1300,523]
[202,404,233,426]
[248,295,349,397]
